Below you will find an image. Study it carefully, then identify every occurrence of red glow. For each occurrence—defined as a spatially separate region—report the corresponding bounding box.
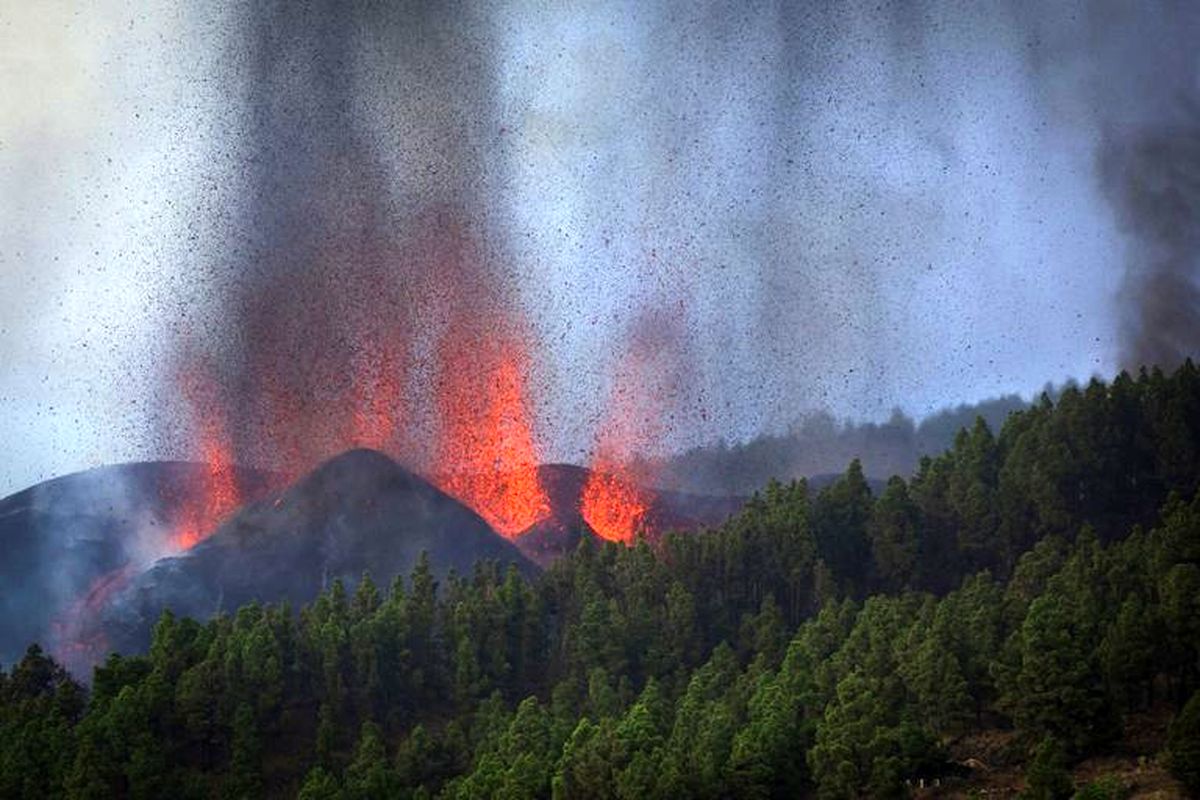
[349,334,406,451]
[173,361,243,550]
[579,312,689,544]
[580,468,649,544]
[435,333,550,538]
[163,216,557,541]
[50,564,136,673]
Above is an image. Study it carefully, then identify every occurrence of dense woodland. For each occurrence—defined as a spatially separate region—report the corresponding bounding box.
[3,363,1200,798]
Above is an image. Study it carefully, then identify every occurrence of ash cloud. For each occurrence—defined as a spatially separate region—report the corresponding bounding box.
[170,0,1200,475]
[166,0,515,475]
[1102,121,1200,371]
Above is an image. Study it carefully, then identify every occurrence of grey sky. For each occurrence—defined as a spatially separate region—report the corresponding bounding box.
[1,1,1194,495]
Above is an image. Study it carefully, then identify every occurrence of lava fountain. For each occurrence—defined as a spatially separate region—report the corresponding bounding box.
[580,468,650,544]
[433,319,550,538]
[579,311,693,543]
[172,359,243,551]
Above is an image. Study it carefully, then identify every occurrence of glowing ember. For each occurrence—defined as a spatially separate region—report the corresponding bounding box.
[435,335,550,538]
[349,335,405,451]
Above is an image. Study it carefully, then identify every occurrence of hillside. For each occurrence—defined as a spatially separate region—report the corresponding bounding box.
[1,363,1199,799]
[0,460,277,668]
[80,449,535,659]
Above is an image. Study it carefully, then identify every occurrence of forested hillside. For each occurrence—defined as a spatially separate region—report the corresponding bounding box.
[3,364,1200,799]
[644,393,1029,495]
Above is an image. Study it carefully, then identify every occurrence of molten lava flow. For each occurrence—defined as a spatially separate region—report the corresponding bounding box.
[435,334,550,538]
[49,564,137,674]
[580,467,649,544]
[174,362,243,550]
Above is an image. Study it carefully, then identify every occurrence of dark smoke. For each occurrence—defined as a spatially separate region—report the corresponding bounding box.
[1016,0,1200,371]
[1101,119,1200,370]
[157,0,1200,477]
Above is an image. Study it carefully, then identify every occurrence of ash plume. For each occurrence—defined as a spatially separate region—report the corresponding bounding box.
[1015,0,1200,372]
[170,0,1200,478]
[10,1,1200,496]
[1101,119,1200,371]
[165,0,516,476]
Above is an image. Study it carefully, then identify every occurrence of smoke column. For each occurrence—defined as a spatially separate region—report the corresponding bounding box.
[1069,0,1200,371]
[132,0,1200,475]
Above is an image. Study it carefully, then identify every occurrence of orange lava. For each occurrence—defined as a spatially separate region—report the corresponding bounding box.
[165,216,558,541]
[579,311,688,544]
[434,334,550,538]
[174,362,243,550]
[580,468,649,544]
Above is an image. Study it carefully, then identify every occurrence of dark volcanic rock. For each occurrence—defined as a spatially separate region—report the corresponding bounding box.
[94,449,536,656]
[0,461,274,668]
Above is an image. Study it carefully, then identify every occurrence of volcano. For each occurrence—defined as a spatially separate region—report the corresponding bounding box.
[4,449,743,675]
[83,449,535,658]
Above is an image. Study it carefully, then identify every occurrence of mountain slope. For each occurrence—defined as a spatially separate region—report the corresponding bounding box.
[88,449,535,658]
[513,463,745,566]
[0,460,275,667]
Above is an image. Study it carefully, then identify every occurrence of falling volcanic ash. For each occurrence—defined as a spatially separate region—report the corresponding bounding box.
[171,356,243,550]
[581,309,694,543]
[425,217,550,538]
[435,325,550,538]
[152,0,554,534]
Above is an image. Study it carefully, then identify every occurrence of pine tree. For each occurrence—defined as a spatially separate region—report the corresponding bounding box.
[1001,591,1114,753]
[1167,690,1200,796]
[297,766,342,800]
[227,702,262,799]
[868,476,920,592]
[1021,736,1074,800]
[344,721,396,800]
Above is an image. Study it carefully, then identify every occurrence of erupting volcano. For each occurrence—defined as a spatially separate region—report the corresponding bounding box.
[143,1,687,552]
[16,1,754,675]
[172,361,244,551]
[580,311,691,543]
[435,334,550,538]
[580,469,650,544]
